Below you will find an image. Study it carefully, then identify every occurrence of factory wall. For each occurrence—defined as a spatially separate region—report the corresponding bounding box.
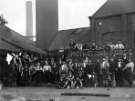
[90,13,135,48]
[90,13,135,60]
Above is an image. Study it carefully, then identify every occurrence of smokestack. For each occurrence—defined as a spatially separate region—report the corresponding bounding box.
[26,1,33,41]
[36,0,58,50]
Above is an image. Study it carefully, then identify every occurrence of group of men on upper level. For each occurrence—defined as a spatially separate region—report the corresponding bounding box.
[69,40,125,51]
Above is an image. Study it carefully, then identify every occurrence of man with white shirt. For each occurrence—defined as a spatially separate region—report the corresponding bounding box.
[115,41,125,49]
[43,61,52,83]
[123,59,134,87]
[123,59,134,72]
[115,58,124,86]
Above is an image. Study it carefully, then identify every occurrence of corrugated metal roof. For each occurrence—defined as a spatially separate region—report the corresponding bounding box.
[93,0,135,18]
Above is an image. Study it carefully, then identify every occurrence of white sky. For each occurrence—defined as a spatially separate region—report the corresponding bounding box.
[0,0,107,36]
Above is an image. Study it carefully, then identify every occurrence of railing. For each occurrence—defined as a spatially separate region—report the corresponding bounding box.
[68,49,132,61]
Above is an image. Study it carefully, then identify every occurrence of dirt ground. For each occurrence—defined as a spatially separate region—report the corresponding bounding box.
[0,87,135,101]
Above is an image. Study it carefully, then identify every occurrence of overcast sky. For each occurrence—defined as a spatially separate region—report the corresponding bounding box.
[0,0,107,36]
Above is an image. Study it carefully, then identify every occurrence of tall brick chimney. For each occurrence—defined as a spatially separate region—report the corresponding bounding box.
[26,1,34,41]
[36,0,58,50]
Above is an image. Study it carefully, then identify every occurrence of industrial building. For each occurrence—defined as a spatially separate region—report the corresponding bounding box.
[89,0,135,58]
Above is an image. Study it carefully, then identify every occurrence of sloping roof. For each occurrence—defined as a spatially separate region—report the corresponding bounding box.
[49,27,91,50]
[0,25,46,54]
[93,0,135,18]
[0,38,19,51]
